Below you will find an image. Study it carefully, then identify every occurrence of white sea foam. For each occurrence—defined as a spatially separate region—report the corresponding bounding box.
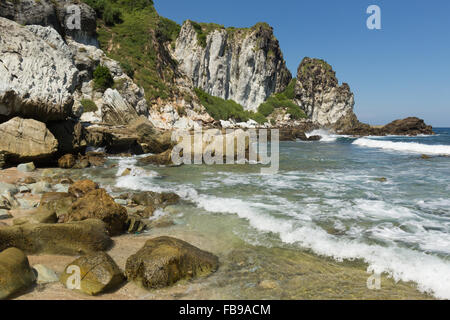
[353,138,450,155]
[187,192,450,299]
[110,154,450,299]
[306,129,347,142]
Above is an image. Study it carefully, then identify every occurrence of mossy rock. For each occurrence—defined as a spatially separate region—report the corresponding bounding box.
[0,248,36,300]
[13,207,57,225]
[68,180,99,198]
[64,189,128,236]
[131,191,180,208]
[0,219,112,255]
[60,252,125,296]
[39,192,76,218]
[125,236,219,289]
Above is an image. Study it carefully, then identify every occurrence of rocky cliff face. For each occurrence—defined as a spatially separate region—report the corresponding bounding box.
[173,21,292,112]
[294,57,355,127]
[0,18,78,121]
[0,0,98,46]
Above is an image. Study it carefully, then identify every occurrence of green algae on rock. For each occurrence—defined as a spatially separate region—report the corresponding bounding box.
[60,252,125,296]
[125,236,219,289]
[0,247,36,300]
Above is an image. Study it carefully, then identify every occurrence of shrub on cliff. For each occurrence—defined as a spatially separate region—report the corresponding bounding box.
[103,5,122,26]
[81,99,98,113]
[258,79,306,120]
[194,88,267,124]
[93,65,114,92]
[89,0,180,100]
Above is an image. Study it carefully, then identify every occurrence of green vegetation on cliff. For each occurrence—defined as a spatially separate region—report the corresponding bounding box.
[82,0,181,101]
[93,65,114,91]
[194,88,267,124]
[80,99,98,113]
[189,21,224,47]
[189,20,274,48]
[299,58,335,79]
[257,79,306,120]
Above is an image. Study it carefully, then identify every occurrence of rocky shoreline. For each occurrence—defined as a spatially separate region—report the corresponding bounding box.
[0,166,433,300]
[0,0,437,300]
[0,165,221,299]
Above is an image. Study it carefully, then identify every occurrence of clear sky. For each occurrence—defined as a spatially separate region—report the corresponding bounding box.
[155,0,450,127]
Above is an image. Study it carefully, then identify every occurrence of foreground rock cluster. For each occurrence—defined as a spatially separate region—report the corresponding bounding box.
[0,170,219,299]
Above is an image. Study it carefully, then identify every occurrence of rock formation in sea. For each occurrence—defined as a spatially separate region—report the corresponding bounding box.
[294,57,355,127]
[173,20,292,112]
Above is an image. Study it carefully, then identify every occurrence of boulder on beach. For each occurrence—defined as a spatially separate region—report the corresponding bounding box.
[0,117,58,163]
[39,192,76,218]
[131,191,180,218]
[125,236,219,289]
[0,219,112,255]
[17,162,36,173]
[63,189,128,236]
[0,247,36,300]
[68,180,99,198]
[60,252,125,296]
[13,207,57,225]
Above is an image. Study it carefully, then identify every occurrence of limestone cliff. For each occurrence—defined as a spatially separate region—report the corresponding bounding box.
[294,57,355,127]
[173,21,292,112]
[0,0,98,46]
[0,18,78,121]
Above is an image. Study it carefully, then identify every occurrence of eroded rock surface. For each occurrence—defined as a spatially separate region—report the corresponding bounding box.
[174,21,291,111]
[0,18,78,121]
[125,236,219,289]
[0,117,58,162]
[60,252,124,295]
[0,219,112,255]
[294,57,355,127]
[0,247,36,299]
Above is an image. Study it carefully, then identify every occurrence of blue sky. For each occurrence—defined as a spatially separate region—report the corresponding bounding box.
[155,0,450,126]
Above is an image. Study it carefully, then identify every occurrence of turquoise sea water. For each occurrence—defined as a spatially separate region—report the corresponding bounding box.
[82,128,450,299]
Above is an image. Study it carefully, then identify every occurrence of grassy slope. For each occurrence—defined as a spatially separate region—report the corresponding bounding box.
[83,0,180,101]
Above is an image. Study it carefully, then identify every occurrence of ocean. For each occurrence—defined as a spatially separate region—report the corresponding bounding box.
[75,128,450,299]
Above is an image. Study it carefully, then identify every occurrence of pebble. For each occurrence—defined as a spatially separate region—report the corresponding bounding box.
[33,264,59,284]
[258,280,279,290]
[114,199,128,206]
[17,162,36,173]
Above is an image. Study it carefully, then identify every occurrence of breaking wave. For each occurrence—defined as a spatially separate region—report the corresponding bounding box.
[353,138,450,155]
